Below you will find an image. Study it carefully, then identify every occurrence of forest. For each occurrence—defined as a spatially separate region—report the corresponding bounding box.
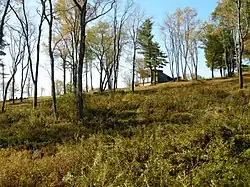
[0,0,250,186]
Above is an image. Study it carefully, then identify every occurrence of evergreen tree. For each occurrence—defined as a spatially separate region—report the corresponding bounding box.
[138,19,166,85]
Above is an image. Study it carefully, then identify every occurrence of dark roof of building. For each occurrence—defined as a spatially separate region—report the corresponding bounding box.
[157,70,174,83]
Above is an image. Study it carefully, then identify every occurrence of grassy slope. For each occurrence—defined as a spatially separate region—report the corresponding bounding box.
[1,74,250,186]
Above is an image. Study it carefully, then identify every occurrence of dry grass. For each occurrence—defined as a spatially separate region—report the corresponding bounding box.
[0,74,250,186]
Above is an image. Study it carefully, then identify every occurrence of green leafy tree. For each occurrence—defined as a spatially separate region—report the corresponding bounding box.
[212,0,250,88]
[87,21,114,92]
[201,24,224,78]
[211,2,238,77]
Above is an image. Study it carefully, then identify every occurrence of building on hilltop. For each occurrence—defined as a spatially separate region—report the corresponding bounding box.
[136,69,178,86]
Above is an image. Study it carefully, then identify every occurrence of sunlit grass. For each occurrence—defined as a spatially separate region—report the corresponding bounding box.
[0,74,250,186]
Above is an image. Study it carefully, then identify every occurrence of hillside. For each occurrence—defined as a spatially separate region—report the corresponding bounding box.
[1,75,250,186]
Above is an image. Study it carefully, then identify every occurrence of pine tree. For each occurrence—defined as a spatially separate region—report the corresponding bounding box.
[138,19,166,85]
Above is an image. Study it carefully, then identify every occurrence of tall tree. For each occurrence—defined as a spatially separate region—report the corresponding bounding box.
[235,0,249,88]
[87,21,113,92]
[20,43,29,102]
[44,0,57,115]
[128,8,144,92]
[162,7,201,80]
[72,0,115,120]
[2,27,25,112]
[0,0,11,51]
[54,0,81,95]
[0,0,10,99]
[11,0,47,108]
[201,24,224,78]
[85,43,94,92]
[180,8,200,79]
[138,19,165,85]
[212,2,238,77]
[162,13,181,80]
[52,38,70,95]
[112,0,133,91]
[0,0,11,93]
[213,0,250,88]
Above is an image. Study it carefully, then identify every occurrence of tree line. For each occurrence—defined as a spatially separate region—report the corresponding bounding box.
[201,0,250,87]
[0,0,249,120]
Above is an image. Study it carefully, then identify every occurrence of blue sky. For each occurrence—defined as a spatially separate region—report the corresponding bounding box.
[136,0,218,78]
[137,0,217,20]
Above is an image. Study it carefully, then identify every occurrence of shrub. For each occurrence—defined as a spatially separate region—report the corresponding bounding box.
[1,77,250,186]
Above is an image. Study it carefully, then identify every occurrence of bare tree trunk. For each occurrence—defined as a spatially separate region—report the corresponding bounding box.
[194,40,199,80]
[112,1,132,91]
[27,76,31,97]
[229,49,234,76]
[100,63,103,92]
[63,59,66,94]
[2,78,12,113]
[69,69,72,93]
[237,0,244,89]
[1,64,5,100]
[132,41,136,93]
[238,60,243,88]
[212,63,214,79]
[2,68,19,112]
[104,67,114,91]
[20,59,29,102]
[114,32,122,90]
[33,81,38,106]
[195,66,198,80]
[12,76,15,104]
[107,70,112,90]
[154,67,157,85]
[113,4,117,91]
[69,32,77,94]
[76,4,87,120]
[85,61,88,92]
[220,67,223,77]
[34,8,44,108]
[180,56,185,79]
[44,0,57,115]
[72,0,115,120]
[89,61,93,91]
[224,48,230,77]
[20,58,24,102]
[108,65,114,90]
[150,67,153,85]
[73,64,77,94]
[20,60,24,102]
